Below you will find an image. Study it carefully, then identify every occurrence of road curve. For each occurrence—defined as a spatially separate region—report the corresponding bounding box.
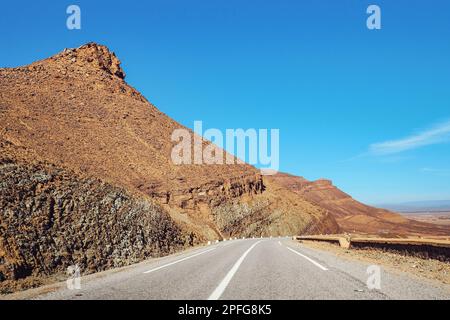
[33,238,450,300]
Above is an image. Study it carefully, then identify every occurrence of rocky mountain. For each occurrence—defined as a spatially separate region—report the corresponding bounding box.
[267,173,450,236]
[0,43,339,291]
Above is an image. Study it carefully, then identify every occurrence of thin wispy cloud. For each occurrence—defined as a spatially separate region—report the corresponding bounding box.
[421,167,450,176]
[368,120,450,156]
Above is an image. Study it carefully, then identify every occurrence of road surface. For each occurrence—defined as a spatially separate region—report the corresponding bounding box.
[33,238,450,300]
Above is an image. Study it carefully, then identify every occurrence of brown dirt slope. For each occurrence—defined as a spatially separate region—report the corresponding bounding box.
[268,173,450,237]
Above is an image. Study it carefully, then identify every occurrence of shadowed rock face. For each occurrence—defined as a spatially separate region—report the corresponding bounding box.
[0,141,187,292]
[0,158,185,281]
[0,43,339,291]
[268,173,450,237]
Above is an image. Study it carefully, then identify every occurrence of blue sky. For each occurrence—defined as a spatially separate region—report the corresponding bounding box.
[1,0,450,204]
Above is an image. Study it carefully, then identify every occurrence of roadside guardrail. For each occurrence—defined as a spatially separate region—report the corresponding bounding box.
[293,235,450,262]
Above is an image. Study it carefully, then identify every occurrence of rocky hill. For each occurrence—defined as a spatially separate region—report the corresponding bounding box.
[0,43,339,292]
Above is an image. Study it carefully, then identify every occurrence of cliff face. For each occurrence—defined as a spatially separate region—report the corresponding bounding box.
[0,43,339,291]
[269,173,450,237]
[151,174,265,209]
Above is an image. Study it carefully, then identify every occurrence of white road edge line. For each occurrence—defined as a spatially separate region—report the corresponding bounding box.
[286,247,328,271]
[208,240,263,300]
[143,247,217,274]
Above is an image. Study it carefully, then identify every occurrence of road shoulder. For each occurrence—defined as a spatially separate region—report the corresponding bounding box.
[297,239,450,289]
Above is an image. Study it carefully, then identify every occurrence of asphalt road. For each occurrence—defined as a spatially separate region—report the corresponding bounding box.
[35,238,450,300]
